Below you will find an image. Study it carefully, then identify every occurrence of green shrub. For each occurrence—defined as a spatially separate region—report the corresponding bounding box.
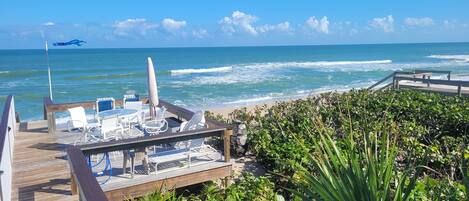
[290,117,422,201]
[242,89,468,198]
[136,173,281,201]
[191,173,281,201]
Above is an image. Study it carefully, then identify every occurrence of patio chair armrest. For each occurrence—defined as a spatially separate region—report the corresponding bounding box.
[67,120,85,132]
[160,119,169,132]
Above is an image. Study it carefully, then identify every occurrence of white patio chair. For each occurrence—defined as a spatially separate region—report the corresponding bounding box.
[96,97,115,114]
[143,106,168,135]
[121,101,143,131]
[67,106,100,133]
[100,116,124,140]
[147,110,218,173]
[123,94,139,104]
[98,116,124,159]
[124,100,143,110]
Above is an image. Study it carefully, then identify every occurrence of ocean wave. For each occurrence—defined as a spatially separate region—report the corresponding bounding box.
[69,72,143,80]
[171,66,232,75]
[244,60,392,69]
[427,54,469,62]
[0,70,42,78]
[224,96,274,105]
[222,80,377,106]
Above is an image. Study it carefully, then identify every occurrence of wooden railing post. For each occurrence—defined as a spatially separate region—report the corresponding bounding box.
[71,172,78,195]
[223,129,232,162]
[67,147,108,201]
[43,97,56,135]
[457,84,462,96]
[393,77,400,89]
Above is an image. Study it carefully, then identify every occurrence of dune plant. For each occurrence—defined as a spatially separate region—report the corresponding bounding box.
[289,115,423,201]
[126,184,183,201]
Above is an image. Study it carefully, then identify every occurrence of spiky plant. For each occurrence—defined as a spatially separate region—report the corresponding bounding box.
[290,115,423,201]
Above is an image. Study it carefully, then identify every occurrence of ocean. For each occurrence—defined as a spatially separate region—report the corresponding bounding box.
[1,42,469,121]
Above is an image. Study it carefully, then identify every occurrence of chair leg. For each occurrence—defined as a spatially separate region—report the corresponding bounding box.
[123,150,128,175]
[130,156,135,179]
[188,154,191,168]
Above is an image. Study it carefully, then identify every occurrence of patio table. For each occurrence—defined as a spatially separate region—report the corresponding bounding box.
[97,109,139,119]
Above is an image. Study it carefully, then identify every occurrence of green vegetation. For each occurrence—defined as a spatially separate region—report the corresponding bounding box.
[140,89,469,200]
[129,174,280,201]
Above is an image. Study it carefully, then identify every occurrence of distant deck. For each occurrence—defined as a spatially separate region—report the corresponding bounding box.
[368,70,469,96]
[7,97,233,201]
[398,81,469,96]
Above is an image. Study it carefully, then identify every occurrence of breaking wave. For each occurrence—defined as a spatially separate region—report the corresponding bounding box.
[244,60,392,69]
[427,55,469,62]
[171,66,232,75]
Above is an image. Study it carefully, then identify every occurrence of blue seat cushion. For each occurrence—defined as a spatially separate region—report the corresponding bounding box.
[125,95,140,102]
[98,100,113,112]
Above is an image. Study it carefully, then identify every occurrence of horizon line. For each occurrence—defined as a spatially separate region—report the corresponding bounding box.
[1,40,468,51]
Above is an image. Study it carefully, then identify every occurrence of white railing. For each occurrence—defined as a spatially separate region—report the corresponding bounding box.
[0,95,15,201]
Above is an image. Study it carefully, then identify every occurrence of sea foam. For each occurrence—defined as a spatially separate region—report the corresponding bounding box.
[171,66,232,75]
[244,60,392,69]
[427,55,469,62]
[224,96,274,105]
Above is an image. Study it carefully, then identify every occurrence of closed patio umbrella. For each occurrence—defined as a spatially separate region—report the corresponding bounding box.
[147,57,159,119]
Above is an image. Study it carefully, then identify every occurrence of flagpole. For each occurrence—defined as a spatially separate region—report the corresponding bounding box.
[45,41,53,100]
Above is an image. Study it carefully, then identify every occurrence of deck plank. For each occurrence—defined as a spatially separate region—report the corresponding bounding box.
[12,124,78,201]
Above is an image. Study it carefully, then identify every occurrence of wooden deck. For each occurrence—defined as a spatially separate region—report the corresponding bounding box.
[399,81,469,96]
[12,120,77,201]
[369,70,469,96]
[12,116,232,201]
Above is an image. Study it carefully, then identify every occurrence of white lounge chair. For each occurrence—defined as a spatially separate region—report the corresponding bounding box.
[147,110,218,173]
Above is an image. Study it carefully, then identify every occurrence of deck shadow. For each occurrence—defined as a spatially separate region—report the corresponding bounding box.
[28,142,72,151]
[17,179,72,201]
[18,122,49,134]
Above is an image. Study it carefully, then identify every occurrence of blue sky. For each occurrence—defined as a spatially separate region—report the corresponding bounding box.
[1,1,469,49]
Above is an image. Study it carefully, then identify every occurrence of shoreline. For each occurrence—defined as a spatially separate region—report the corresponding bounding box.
[202,90,328,118]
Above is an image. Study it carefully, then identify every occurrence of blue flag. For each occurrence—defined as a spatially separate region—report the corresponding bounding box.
[53,39,86,46]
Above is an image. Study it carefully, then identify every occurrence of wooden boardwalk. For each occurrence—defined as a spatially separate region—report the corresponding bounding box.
[12,120,77,201]
[399,81,469,96]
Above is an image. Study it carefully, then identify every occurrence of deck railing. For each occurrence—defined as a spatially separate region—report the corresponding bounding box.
[394,77,469,95]
[0,95,16,201]
[368,70,452,91]
[51,97,232,200]
[43,97,228,134]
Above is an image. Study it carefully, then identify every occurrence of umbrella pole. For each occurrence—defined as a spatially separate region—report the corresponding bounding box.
[45,41,53,101]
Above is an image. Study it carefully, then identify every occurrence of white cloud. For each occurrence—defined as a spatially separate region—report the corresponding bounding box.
[370,15,394,32]
[161,18,187,33]
[42,22,55,26]
[113,18,158,36]
[219,11,258,35]
[305,16,329,34]
[258,21,292,33]
[405,17,434,26]
[192,29,208,38]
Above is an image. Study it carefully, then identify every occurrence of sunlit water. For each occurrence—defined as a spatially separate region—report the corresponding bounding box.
[1,42,469,121]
